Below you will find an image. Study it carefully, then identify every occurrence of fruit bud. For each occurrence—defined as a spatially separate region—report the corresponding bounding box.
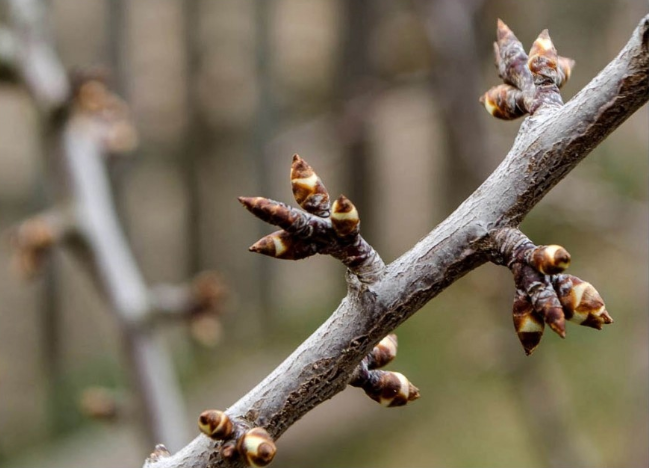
[364,371,420,407]
[148,444,171,462]
[366,334,398,369]
[512,292,544,355]
[553,275,613,329]
[198,409,233,440]
[237,427,277,467]
[557,56,575,88]
[331,195,359,237]
[249,231,317,260]
[238,197,304,232]
[290,154,330,217]
[528,30,560,84]
[528,244,571,275]
[479,84,526,120]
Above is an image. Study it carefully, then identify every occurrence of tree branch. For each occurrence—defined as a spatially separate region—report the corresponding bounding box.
[147,12,649,467]
[146,14,648,468]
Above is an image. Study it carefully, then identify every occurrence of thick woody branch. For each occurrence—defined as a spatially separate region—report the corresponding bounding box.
[146,15,649,468]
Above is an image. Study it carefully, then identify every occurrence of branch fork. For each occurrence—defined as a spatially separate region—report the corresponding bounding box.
[239,154,385,283]
[490,228,613,355]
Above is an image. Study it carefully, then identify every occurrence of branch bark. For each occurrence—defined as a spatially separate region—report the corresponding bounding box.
[147,13,649,468]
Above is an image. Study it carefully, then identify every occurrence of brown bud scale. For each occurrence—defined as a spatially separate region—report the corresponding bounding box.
[290,154,330,217]
[512,292,545,355]
[198,409,233,440]
[237,427,277,467]
[331,195,360,237]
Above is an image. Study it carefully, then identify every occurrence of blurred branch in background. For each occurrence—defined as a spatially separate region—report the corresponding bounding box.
[2,0,227,452]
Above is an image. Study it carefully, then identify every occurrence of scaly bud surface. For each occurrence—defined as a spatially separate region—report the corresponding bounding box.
[553,275,614,329]
[367,334,398,369]
[512,292,545,355]
[528,244,571,275]
[290,154,330,217]
[237,427,277,467]
[198,409,233,440]
[331,195,360,237]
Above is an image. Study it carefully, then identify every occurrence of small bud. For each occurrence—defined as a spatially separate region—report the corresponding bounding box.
[191,271,226,315]
[148,444,171,462]
[290,154,330,217]
[479,84,526,120]
[220,440,239,461]
[367,334,398,369]
[249,231,317,260]
[512,293,544,355]
[528,30,560,83]
[190,314,223,348]
[364,371,420,407]
[79,386,119,420]
[10,218,58,278]
[77,79,110,113]
[331,195,360,237]
[553,275,613,329]
[557,56,575,88]
[198,409,233,440]
[238,197,303,232]
[528,244,571,275]
[237,427,277,467]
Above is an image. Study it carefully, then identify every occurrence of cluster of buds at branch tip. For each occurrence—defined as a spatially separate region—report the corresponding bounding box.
[240,154,384,283]
[481,19,575,119]
[491,228,613,355]
[198,410,277,467]
[351,334,420,407]
[70,69,138,154]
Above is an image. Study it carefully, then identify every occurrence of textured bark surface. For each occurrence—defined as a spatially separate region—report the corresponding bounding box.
[147,14,649,468]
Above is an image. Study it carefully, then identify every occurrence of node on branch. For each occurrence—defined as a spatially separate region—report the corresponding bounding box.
[490,228,613,355]
[480,19,575,119]
[239,154,385,283]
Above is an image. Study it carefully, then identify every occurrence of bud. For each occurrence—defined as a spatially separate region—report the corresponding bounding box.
[494,19,532,91]
[79,386,119,420]
[148,444,171,462]
[364,371,420,407]
[331,195,360,237]
[528,244,571,275]
[479,84,526,120]
[238,197,303,232]
[198,409,233,440]
[10,217,58,278]
[512,293,544,355]
[191,271,226,315]
[237,427,277,467]
[290,154,330,217]
[249,231,317,260]
[366,334,398,369]
[528,30,560,84]
[553,275,613,329]
[557,56,575,88]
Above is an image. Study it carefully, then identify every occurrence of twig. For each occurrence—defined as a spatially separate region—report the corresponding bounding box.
[146,15,649,468]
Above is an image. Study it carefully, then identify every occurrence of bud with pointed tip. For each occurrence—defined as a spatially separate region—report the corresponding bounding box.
[553,275,613,329]
[494,19,533,91]
[238,197,303,232]
[198,409,233,440]
[528,30,560,84]
[479,84,526,120]
[366,334,398,369]
[331,195,359,237]
[290,154,330,217]
[237,427,277,467]
[363,371,420,407]
[512,292,545,355]
[528,244,571,275]
[249,230,317,260]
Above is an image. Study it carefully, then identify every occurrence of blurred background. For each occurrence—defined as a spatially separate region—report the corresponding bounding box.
[0,0,647,467]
